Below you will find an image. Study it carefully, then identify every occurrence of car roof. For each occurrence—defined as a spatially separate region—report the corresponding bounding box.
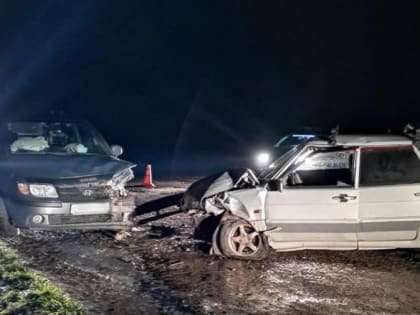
[309,134,413,147]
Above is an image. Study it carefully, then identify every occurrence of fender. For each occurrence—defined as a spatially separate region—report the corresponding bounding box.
[225,188,268,232]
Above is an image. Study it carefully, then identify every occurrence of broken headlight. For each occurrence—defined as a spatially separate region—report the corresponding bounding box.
[18,183,58,198]
[112,168,134,187]
[110,168,135,196]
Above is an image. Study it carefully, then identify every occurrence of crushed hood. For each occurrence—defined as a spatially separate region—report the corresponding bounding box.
[181,168,259,211]
[1,154,135,180]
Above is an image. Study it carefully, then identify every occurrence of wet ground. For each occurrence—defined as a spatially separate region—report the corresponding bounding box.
[3,179,420,314]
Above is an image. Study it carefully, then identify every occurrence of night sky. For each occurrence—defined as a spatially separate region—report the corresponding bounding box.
[1,1,419,176]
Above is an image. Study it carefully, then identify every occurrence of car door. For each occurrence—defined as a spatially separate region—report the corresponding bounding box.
[265,148,359,250]
[358,145,420,246]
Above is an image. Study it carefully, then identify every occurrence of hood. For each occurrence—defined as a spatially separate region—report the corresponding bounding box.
[180,168,259,211]
[1,154,135,180]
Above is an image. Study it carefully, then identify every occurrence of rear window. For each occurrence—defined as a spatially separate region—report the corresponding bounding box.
[360,146,420,186]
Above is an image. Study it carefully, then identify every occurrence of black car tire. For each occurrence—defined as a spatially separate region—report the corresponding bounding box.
[218,219,268,260]
[210,223,223,256]
[0,206,17,237]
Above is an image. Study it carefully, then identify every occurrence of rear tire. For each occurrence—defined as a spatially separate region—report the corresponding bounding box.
[218,219,268,260]
[0,206,18,237]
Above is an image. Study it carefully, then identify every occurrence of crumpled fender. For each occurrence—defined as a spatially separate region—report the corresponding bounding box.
[180,168,258,211]
[225,188,267,231]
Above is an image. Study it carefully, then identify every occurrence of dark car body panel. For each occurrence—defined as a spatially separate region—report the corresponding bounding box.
[4,154,134,179]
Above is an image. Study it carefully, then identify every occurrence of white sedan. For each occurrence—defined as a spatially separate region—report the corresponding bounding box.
[182,133,420,260]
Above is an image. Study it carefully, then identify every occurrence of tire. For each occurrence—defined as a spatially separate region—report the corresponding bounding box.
[0,206,17,237]
[218,219,269,260]
[210,223,223,256]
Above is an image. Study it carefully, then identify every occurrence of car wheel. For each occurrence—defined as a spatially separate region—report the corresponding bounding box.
[0,206,18,237]
[218,219,268,260]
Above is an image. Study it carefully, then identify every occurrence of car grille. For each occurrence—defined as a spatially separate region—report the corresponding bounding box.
[56,182,111,202]
[49,214,111,225]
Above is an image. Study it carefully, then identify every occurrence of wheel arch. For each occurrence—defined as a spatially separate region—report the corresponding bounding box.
[216,216,270,260]
[224,188,268,232]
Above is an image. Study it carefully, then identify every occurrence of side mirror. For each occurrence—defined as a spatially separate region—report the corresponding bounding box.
[110,145,123,157]
[267,180,284,192]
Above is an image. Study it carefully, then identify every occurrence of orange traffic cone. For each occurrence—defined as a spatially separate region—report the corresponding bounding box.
[143,164,156,188]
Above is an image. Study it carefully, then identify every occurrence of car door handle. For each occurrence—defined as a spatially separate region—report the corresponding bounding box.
[415,193,420,197]
[332,194,357,202]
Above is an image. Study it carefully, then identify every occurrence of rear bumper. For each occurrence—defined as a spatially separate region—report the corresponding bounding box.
[6,198,134,231]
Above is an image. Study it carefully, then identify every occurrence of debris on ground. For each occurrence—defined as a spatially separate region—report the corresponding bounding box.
[114,231,131,242]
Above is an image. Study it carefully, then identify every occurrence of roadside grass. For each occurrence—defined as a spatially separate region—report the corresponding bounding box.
[0,242,86,315]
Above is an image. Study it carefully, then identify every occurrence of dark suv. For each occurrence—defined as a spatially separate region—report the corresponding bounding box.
[0,120,136,235]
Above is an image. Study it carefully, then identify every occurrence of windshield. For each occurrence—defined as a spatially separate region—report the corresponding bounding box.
[259,144,304,179]
[274,134,315,148]
[8,121,112,155]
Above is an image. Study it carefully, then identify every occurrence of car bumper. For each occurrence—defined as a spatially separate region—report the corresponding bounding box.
[6,198,134,230]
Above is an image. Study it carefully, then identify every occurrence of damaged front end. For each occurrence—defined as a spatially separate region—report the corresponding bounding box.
[180,168,259,215]
[1,120,139,231]
[48,167,136,230]
[107,167,136,225]
[6,161,137,231]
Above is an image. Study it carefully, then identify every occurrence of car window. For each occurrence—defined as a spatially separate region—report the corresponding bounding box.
[259,145,303,180]
[284,148,356,188]
[360,146,420,186]
[274,134,315,148]
[7,121,112,156]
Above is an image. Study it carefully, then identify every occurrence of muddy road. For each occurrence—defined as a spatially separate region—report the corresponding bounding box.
[3,179,420,314]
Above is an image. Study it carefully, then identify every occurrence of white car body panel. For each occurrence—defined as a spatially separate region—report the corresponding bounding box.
[226,188,267,231]
[264,188,358,250]
[358,184,420,244]
[334,135,412,146]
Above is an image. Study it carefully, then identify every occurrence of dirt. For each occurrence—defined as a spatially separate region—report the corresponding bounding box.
[3,179,420,314]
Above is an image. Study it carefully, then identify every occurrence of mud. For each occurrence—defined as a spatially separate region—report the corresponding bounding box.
[3,180,420,314]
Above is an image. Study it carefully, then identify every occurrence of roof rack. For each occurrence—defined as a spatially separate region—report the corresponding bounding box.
[299,125,338,145]
[329,125,339,144]
[403,123,420,143]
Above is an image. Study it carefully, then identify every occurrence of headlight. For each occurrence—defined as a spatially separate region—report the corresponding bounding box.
[255,152,271,167]
[18,183,58,198]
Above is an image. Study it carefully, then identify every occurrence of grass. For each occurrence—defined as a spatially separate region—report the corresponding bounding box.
[0,242,86,315]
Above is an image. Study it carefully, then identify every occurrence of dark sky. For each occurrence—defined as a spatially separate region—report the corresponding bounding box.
[1,1,419,176]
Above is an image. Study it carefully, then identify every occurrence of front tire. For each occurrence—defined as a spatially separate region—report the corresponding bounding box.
[0,206,18,237]
[218,219,268,260]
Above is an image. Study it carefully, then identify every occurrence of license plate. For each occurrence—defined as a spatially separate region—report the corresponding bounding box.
[70,202,111,215]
